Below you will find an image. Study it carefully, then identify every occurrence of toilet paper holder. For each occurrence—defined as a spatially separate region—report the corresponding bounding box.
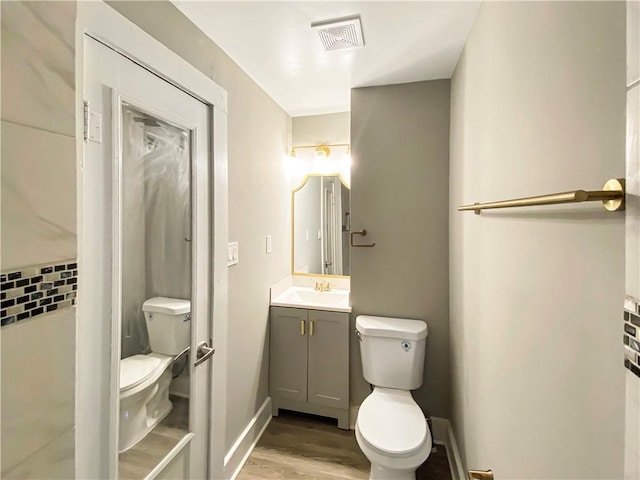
[468,469,494,480]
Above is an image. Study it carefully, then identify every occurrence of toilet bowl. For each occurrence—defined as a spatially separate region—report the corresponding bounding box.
[119,353,174,452]
[355,315,430,480]
[118,297,191,452]
[355,388,432,480]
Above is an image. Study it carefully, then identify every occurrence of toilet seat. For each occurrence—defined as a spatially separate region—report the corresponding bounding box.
[357,387,428,457]
[120,353,173,399]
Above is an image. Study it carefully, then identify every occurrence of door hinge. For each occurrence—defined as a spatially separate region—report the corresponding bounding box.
[83,100,89,142]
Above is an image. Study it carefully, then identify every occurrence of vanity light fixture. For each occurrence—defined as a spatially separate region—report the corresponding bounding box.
[287,143,351,176]
[343,145,351,165]
[315,145,331,159]
[292,143,350,153]
[283,147,300,176]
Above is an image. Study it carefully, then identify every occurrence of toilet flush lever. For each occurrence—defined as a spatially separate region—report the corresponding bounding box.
[355,328,362,342]
[173,346,190,363]
[195,340,215,367]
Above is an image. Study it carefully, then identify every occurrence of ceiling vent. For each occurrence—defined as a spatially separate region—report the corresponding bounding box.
[311,15,365,52]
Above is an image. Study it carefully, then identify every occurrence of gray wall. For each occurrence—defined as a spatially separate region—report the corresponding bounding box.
[1,1,77,477]
[350,80,450,417]
[449,1,625,477]
[108,1,292,452]
[293,112,350,146]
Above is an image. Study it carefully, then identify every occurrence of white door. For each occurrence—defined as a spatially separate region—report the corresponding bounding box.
[84,35,212,478]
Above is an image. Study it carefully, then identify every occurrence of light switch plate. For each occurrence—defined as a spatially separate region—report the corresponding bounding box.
[227,241,239,266]
[266,235,272,254]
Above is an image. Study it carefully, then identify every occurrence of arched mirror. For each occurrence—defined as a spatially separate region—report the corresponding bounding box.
[292,174,350,277]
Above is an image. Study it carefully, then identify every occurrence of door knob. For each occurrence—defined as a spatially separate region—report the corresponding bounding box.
[194,340,215,366]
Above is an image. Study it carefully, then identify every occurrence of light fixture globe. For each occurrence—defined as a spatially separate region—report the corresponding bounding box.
[315,145,331,159]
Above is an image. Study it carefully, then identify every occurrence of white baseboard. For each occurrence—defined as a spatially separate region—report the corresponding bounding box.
[430,416,448,445]
[425,416,465,480]
[224,397,272,480]
[444,420,465,480]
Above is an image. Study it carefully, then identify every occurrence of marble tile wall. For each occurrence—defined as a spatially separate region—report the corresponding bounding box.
[1,2,77,270]
[624,298,640,376]
[0,1,77,478]
[1,308,76,478]
[625,1,640,479]
[0,1,75,136]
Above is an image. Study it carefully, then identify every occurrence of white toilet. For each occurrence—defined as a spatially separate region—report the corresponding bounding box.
[119,297,191,452]
[355,315,431,480]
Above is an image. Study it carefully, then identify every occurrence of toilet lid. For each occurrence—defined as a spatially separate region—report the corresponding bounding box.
[357,388,427,457]
[120,354,165,391]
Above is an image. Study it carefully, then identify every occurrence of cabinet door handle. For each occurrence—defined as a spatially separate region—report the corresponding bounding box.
[310,320,314,336]
[300,320,305,336]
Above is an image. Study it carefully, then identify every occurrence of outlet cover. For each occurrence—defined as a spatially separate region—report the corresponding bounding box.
[266,235,272,254]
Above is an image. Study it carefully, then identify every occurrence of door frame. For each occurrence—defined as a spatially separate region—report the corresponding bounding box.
[75,2,228,478]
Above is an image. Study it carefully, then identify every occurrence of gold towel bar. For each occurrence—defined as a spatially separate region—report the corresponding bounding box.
[458,178,625,215]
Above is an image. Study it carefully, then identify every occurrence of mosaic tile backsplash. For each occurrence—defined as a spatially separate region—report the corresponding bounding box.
[624,296,640,379]
[1,261,77,327]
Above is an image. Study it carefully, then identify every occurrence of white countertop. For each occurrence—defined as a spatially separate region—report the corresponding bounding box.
[270,276,351,313]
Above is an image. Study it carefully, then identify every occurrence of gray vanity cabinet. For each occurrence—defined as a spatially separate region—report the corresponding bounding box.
[269,307,308,403]
[270,306,349,429]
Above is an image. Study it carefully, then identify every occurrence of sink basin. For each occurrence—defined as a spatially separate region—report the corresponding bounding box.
[279,289,348,305]
[271,287,351,313]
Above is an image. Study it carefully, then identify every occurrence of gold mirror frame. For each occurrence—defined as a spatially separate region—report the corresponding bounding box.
[291,173,350,279]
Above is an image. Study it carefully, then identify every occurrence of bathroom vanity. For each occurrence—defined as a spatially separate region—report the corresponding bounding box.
[268,170,352,429]
[269,305,350,429]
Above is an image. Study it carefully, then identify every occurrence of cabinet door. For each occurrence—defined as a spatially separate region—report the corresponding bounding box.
[269,307,308,402]
[307,310,349,409]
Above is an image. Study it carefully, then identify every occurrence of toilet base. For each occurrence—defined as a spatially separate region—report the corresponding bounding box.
[370,464,415,480]
[119,368,173,452]
[356,422,431,480]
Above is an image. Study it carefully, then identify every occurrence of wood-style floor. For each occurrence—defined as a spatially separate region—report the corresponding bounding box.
[238,410,452,480]
[118,423,186,480]
[118,396,189,480]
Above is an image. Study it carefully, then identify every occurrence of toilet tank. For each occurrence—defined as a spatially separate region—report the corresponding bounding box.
[356,315,428,390]
[143,297,191,355]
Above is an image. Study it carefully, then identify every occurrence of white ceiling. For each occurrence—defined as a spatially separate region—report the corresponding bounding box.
[173,1,481,117]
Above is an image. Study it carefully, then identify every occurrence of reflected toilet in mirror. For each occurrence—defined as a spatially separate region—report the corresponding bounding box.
[119,297,190,452]
[292,174,350,277]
